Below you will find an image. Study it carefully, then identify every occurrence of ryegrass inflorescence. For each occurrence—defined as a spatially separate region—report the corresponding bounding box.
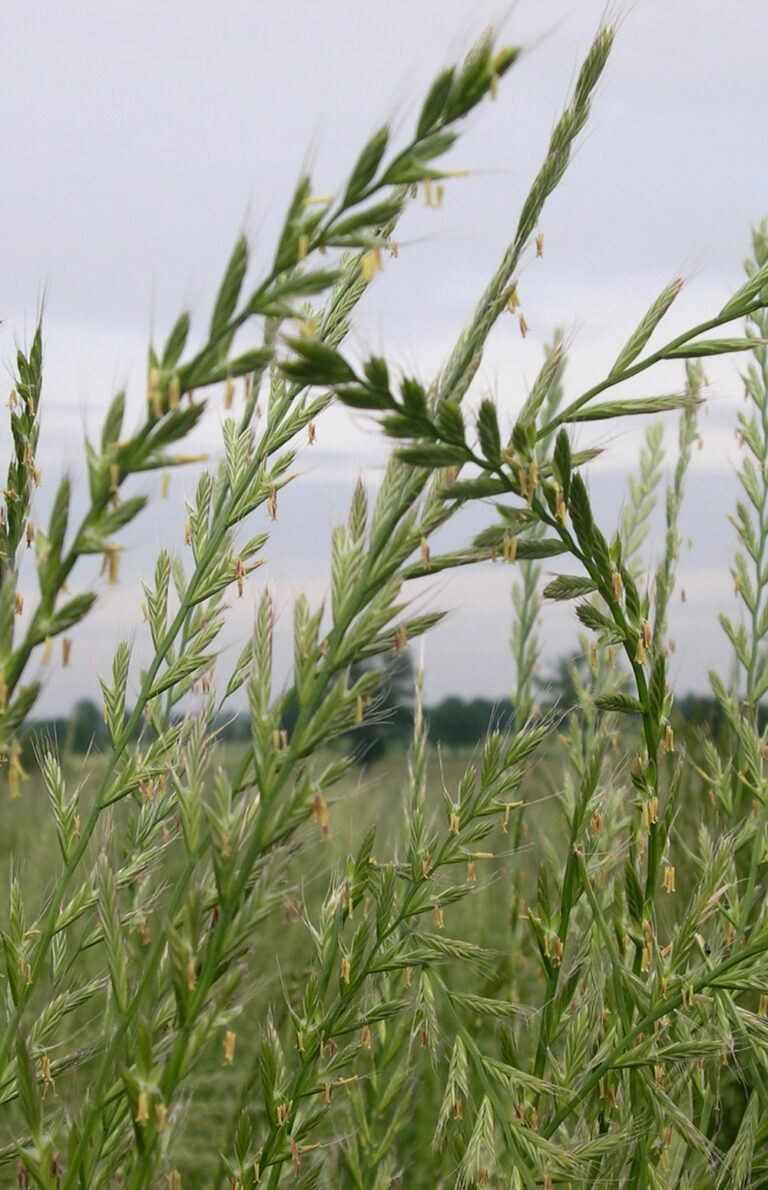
[2,19,768,1190]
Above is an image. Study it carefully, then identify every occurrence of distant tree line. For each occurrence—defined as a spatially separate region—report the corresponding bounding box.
[20,651,757,767]
[21,648,515,763]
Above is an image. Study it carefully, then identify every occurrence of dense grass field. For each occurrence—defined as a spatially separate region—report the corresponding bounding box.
[5,16,768,1181]
[4,726,731,1185]
[2,736,566,1178]
[1,735,562,918]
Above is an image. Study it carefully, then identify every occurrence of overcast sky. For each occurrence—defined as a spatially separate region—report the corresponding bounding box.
[4,1,768,714]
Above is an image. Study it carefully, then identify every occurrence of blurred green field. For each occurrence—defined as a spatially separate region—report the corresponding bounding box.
[1,729,720,1182]
[0,738,563,920]
[0,737,569,1179]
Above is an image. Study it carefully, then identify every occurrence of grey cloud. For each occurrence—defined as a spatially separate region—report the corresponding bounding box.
[3,0,765,713]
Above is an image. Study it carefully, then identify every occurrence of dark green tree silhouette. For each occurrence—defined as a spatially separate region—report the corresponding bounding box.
[349,648,415,763]
[68,698,107,754]
[427,696,514,748]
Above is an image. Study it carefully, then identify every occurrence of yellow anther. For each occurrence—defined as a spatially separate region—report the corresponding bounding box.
[136,1090,150,1126]
[168,375,181,409]
[361,247,382,282]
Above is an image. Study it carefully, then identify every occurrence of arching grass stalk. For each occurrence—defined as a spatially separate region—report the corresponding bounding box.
[6,15,768,1190]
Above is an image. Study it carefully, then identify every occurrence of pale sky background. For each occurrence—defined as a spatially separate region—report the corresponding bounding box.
[3,0,768,715]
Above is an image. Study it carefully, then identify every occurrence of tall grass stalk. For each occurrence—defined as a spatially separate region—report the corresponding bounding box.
[3,19,768,1190]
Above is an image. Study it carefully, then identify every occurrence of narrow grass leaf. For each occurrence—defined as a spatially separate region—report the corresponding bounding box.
[211,236,248,339]
[343,125,389,204]
[609,279,683,376]
[719,256,768,319]
[665,337,765,358]
[543,575,598,601]
[593,692,644,714]
[566,393,697,422]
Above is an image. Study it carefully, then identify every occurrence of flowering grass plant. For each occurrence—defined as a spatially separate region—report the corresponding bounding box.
[2,19,768,1189]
